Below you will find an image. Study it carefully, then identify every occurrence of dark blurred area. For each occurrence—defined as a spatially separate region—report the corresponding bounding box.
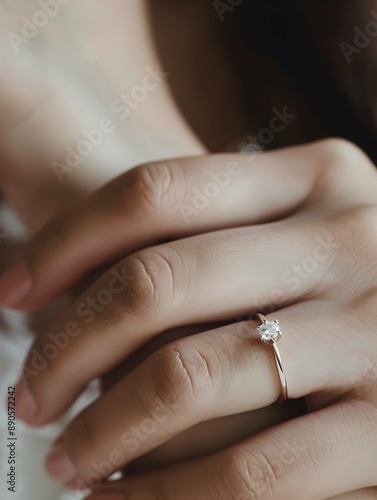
[150,0,377,162]
[238,0,377,161]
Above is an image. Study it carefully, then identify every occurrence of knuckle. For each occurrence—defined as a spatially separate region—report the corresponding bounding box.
[319,138,368,167]
[149,342,216,412]
[219,449,278,500]
[120,161,186,216]
[317,138,376,194]
[107,248,179,321]
[125,252,164,312]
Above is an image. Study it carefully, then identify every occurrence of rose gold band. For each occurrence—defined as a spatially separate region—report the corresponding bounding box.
[255,313,288,403]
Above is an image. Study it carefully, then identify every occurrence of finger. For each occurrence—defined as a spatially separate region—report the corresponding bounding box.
[127,404,304,475]
[83,399,377,499]
[100,323,304,475]
[45,300,375,484]
[328,488,377,500]
[0,141,336,310]
[16,212,343,425]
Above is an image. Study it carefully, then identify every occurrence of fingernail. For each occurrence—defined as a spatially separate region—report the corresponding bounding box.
[16,380,37,423]
[45,441,78,485]
[88,494,124,500]
[0,260,32,307]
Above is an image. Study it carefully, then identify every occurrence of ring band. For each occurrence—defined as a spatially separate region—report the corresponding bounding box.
[255,313,288,402]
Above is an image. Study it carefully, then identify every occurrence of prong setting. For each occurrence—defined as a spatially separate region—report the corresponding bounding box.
[257,319,282,345]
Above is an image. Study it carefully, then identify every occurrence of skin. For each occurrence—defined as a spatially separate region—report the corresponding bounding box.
[1,139,377,499]
[2,2,377,499]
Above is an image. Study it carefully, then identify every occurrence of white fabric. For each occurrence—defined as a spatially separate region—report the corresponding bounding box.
[0,203,95,500]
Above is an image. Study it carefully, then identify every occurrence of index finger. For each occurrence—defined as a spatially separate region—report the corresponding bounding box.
[0,145,325,310]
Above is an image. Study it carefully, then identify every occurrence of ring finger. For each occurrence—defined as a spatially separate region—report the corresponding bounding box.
[45,299,376,487]
[17,216,341,426]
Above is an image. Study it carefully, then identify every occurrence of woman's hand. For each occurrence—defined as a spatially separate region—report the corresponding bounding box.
[3,139,377,499]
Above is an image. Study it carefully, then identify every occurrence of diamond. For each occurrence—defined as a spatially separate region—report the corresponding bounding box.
[257,319,281,344]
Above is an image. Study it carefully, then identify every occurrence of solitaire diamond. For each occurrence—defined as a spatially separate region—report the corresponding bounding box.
[257,319,281,344]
